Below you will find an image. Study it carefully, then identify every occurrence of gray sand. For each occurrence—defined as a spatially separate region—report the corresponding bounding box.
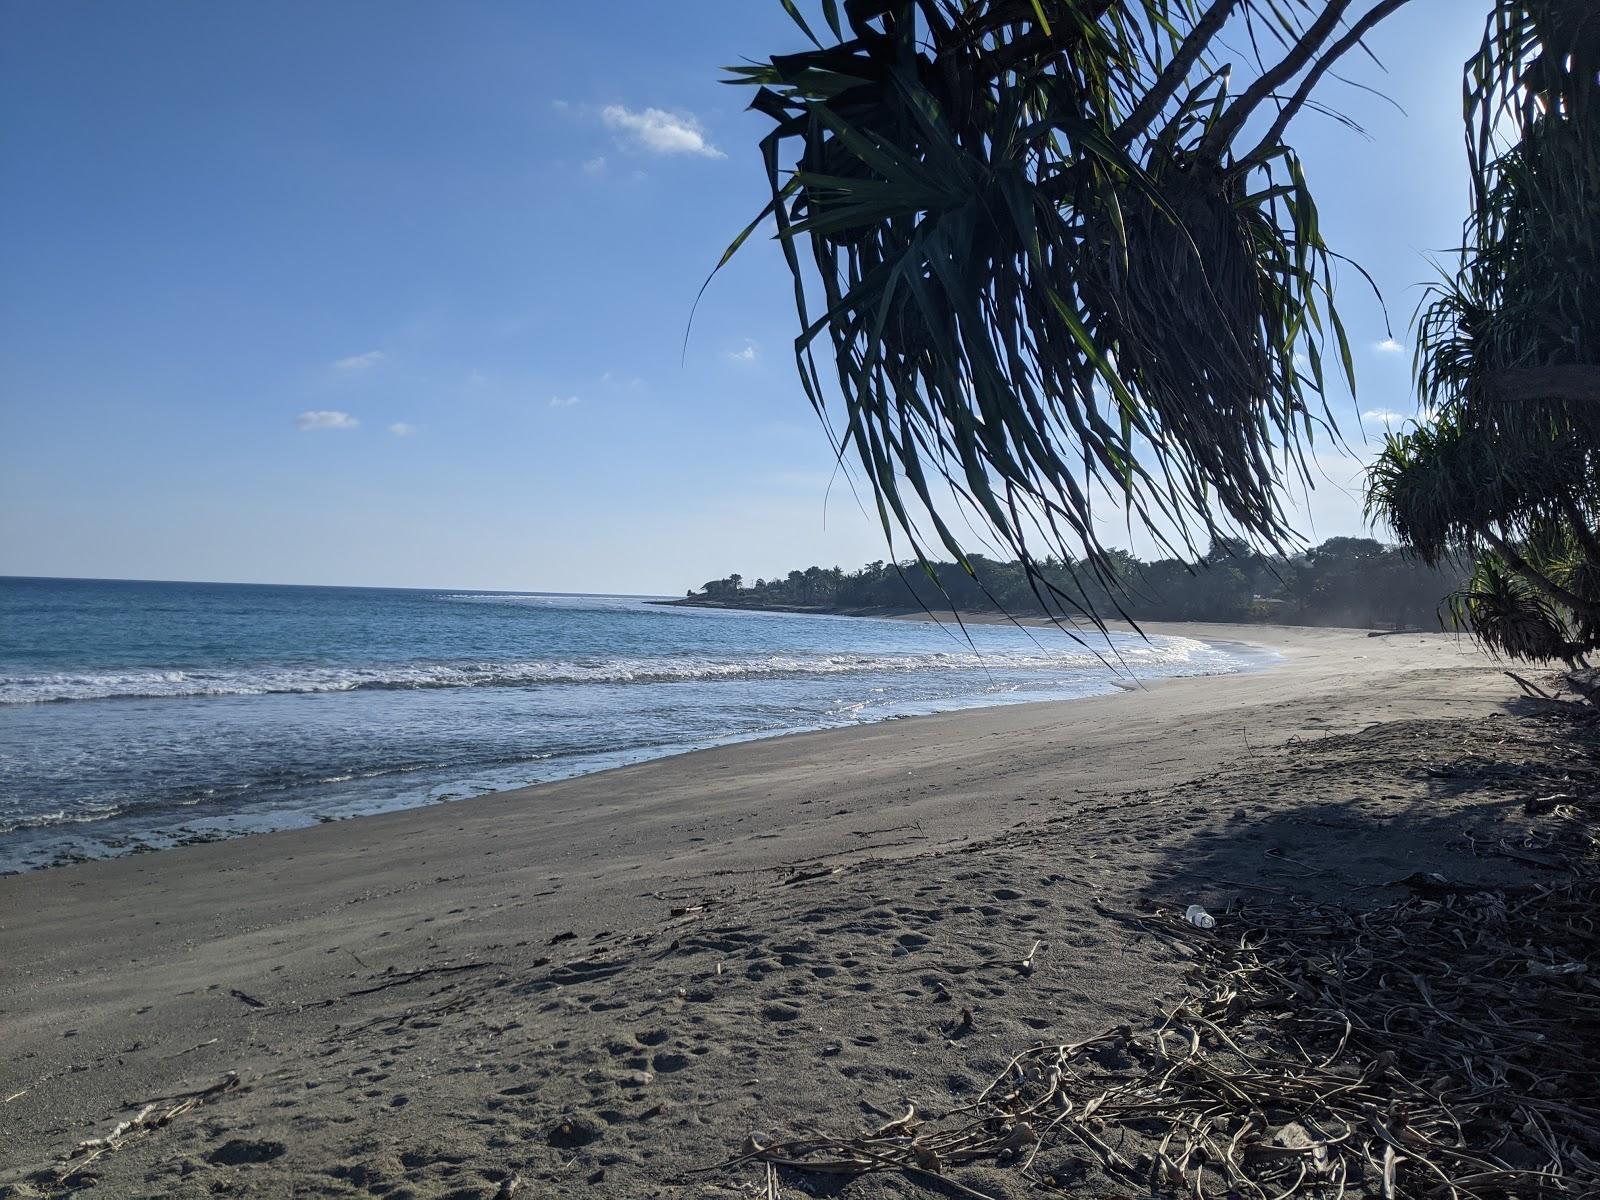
[1,624,1550,1197]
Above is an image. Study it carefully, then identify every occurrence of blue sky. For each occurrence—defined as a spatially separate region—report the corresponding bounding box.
[1,2,1485,593]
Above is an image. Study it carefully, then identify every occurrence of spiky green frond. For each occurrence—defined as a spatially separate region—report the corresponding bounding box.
[724,1,1398,620]
[1370,1,1600,666]
[1366,413,1589,565]
[1449,556,1578,664]
[1419,0,1599,429]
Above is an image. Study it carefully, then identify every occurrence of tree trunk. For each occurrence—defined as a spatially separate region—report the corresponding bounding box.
[1476,523,1600,623]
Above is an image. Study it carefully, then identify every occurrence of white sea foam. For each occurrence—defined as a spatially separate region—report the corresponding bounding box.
[0,637,1227,705]
[0,803,129,833]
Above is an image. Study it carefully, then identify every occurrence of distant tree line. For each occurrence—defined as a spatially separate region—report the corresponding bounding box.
[688,538,1467,630]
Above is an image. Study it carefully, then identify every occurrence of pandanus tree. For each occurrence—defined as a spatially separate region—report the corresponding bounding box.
[1367,0,1600,664]
[719,0,1410,623]
[720,0,1598,649]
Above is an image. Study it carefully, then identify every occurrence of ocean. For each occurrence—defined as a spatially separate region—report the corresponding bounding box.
[0,576,1266,872]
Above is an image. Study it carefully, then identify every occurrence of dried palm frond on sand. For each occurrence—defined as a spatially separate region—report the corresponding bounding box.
[723,797,1599,1197]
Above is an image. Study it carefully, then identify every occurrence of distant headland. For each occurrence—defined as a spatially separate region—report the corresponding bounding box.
[660,536,1464,630]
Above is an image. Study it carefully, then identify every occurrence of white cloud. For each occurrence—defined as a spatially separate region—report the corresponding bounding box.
[548,395,582,409]
[332,350,385,371]
[1373,338,1405,355]
[1362,409,1405,423]
[725,340,759,364]
[388,422,417,436]
[296,410,359,431]
[600,105,723,158]
[582,156,607,175]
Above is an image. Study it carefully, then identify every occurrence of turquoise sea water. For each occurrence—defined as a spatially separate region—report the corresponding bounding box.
[0,577,1266,871]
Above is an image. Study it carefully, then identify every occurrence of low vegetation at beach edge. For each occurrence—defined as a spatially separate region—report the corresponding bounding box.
[674,537,1463,630]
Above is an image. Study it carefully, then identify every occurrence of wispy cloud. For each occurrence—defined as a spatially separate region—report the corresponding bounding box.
[1373,338,1405,355]
[548,395,582,409]
[388,422,417,437]
[332,350,385,371]
[725,340,759,364]
[296,410,359,431]
[1362,409,1405,423]
[581,156,607,175]
[601,105,723,158]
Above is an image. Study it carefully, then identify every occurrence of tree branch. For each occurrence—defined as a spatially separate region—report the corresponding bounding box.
[1240,0,1412,165]
[1113,0,1243,146]
[1199,0,1357,160]
[1477,523,1600,623]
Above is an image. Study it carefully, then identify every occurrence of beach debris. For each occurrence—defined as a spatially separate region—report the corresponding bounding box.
[493,1172,522,1199]
[227,988,268,1008]
[345,960,499,997]
[1525,792,1570,815]
[1525,957,1586,977]
[43,1073,240,1186]
[1504,669,1555,699]
[780,864,846,887]
[871,1104,917,1138]
[722,793,1600,1199]
[548,930,577,945]
[1182,904,1215,929]
[1017,939,1043,975]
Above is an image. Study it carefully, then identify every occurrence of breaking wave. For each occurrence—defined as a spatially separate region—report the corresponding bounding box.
[0,637,1221,705]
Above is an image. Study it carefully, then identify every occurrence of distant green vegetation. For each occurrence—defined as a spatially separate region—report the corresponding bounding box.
[687,538,1465,630]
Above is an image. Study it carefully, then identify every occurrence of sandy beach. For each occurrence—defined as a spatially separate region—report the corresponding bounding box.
[0,623,1578,1197]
